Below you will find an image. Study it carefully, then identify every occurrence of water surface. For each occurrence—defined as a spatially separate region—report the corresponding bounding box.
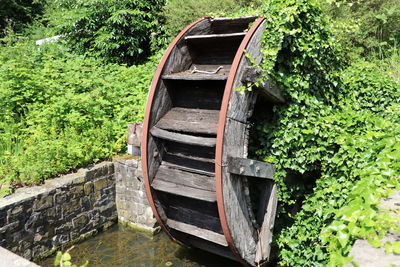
[38,224,241,267]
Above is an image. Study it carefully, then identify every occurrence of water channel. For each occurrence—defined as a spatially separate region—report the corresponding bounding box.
[38,224,241,267]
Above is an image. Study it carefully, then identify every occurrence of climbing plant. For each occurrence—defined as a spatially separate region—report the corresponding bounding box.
[240,0,400,265]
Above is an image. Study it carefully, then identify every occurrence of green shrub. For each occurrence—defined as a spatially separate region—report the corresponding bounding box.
[0,0,44,36]
[48,0,166,64]
[163,0,261,36]
[238,0,400,265]
[322,0,400,59]
[0,41,158,185]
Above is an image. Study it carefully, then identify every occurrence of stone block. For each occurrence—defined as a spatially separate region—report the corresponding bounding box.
[9,206,24,217]
[0,221,20,234]
[83,182,93,195]
[55,222,72,235]
[52,234,70,247]
[93,177,109,191]
[62,199,81,218]
[72,214,89,229]
[54,192,67,205]
[32,245,47,258]
[33,195,53,212]
[70,185,84,199]
[24,213,43,232]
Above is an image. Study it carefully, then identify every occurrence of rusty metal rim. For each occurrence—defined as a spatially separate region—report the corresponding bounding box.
[215,17,265,266]
[141,17,209,243]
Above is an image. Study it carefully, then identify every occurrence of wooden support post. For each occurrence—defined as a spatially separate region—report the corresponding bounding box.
[227,157,275,179]
[127,122,142,156]
[241,66,285,104]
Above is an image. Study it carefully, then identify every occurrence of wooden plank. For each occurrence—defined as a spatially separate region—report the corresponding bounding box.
[152,179,216,202]
[210,16,257,34]
[161,161,214,176]
[255,183,278,264]
[157,191,219,218]
[162,72,227,81]
[164,152,214,174]
[170,230,236,261]
[211,16,257,22]
[192,64,231,75]
[222,118,259,263]
[167,219,228,246]
[164,140,215,160]
[156,164,215,191]
[155,107,219,135]
[227,157,275,179]
[226,20,266,123]
[241,66,285,104]
[165,79,225,110]
[185,32,246,41]
[167,205,222,234]
[150,127,216,147]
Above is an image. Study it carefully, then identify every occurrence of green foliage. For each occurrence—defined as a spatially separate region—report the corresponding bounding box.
[48,0,166,64]
[322,0,400,59]
[238,0,400,265]
[0,0,44,36]
[163,0,261,36]
[0,40,158,185]
[54,248,89,267]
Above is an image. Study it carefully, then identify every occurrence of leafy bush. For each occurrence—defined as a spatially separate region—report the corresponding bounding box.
[322,0,400,58]
[238,0,400,265]
[163,0,261,36]
[48,0,166,64]
[0,0,44,36]
[0,40,158,185]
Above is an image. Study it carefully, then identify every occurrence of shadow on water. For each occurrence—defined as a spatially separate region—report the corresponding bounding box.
[38,224,242,267]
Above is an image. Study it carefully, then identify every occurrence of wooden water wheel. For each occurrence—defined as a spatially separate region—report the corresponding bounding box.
[141,16,284,266]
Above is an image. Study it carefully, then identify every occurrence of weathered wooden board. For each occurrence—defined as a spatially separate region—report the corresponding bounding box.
[157,191,219,218]
[163,140,215,162]
[188,33,243,66]
[221,118,258,263]
[161,161,214,176]
[155,107,219,135]
[155,165,215,191]
[227,21,266,123]
[255,183,278,264]
[166,79,225,110]
[152,179,216,202]
[162,73,227,81]
[191,64,231,75]
[211,16,257,34]
[167,219,228,246]
[228,157,275,179]
[163,152,215,174]
[167,204,223,234]
[220,20,272,265]
[150,127,216,147]
[185,32,246,41]
[171,230,236,261]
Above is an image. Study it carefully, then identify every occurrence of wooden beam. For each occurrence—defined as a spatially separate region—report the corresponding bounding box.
[241,66,285,104]
[167,219,228,246]
[227,157,275,179]
[185,32,246,41]
[150,127,216,147]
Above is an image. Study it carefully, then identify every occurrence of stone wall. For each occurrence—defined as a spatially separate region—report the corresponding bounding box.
[0,162,117,260]
[114,158,157,231]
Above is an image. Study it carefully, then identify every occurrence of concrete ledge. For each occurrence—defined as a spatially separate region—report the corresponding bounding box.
[0,246,39,267]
